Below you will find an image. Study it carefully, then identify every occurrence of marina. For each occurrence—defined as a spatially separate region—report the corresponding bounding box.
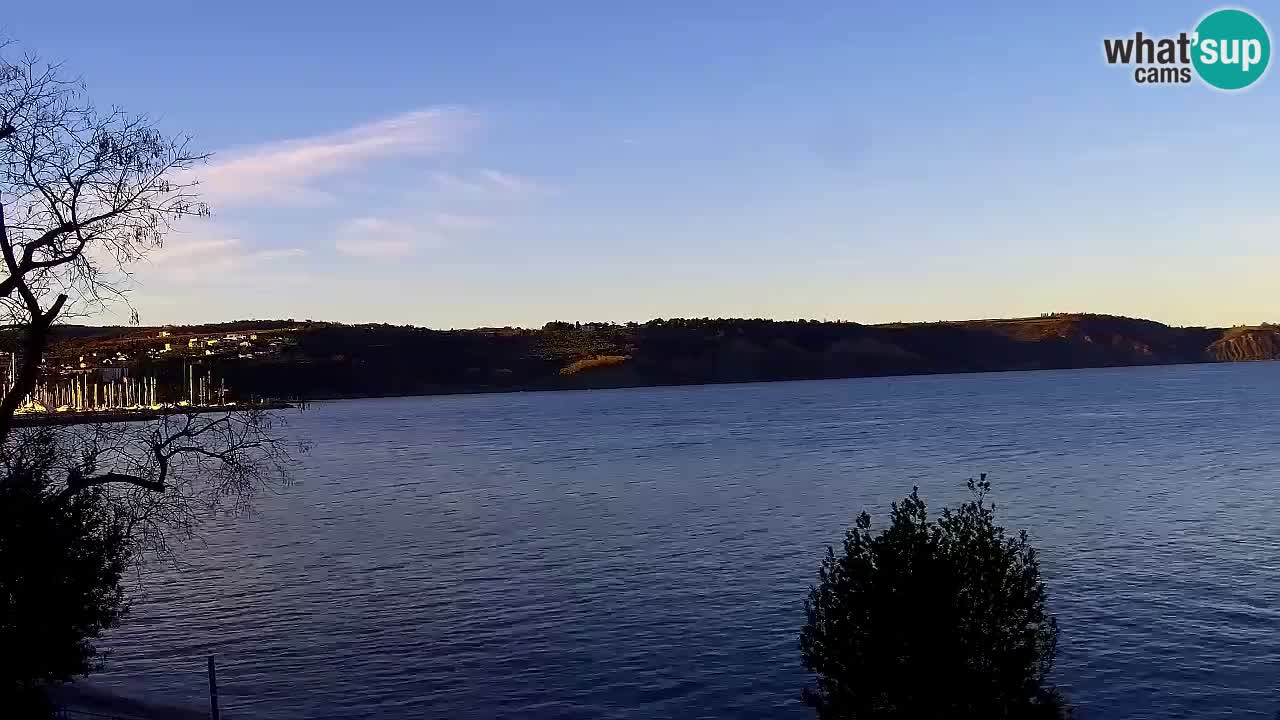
[4,355,292,426]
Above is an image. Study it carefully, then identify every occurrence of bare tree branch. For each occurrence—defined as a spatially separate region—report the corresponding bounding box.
[59,470,165,499]
[27,406,301,559]
[0,43,301,562]
[0,51,210,442]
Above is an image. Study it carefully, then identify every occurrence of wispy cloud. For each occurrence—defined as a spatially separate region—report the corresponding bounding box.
[190,107,478,207]
[148,232,306,279]
[151,238,240,262]
[430,169,550,196]
[478,169,543,194]
[334,217,423,258]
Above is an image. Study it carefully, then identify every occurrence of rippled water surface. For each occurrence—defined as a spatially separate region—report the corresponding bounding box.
[93,363,1280,718]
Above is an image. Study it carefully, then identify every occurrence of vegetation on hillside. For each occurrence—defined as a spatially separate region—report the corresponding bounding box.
[559,354,630,376]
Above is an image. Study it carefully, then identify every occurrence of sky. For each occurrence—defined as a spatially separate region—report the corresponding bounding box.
[4,1,1279,329]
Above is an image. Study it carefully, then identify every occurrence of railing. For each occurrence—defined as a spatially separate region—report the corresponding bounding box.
[53,655,221,720]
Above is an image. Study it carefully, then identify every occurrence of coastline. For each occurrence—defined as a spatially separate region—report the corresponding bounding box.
[11,400,295,427]
[292,357,1270,403]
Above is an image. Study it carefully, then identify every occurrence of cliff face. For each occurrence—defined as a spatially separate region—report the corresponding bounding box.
[38,315,1280,399]
[1207,328,1280,362]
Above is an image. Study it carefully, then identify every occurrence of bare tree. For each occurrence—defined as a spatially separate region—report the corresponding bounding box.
[0,39,305,687]
[52,407,295,555]
[0,49,210,440]
[0,43,298,503]
[0,43,303,703]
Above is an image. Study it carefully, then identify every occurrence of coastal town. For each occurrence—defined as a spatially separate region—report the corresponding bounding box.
[1,323,305,421]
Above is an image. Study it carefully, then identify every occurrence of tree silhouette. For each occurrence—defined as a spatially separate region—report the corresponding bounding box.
[0,429,128,711]
[0,42,298,709]
[800,475,1068,719]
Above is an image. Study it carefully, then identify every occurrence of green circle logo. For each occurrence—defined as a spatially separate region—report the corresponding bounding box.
[1192,8,1270,90]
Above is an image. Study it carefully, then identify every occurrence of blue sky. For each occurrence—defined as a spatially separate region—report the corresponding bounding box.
[5,1,1278,328]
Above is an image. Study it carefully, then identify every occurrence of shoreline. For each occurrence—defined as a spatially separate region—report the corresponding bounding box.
[294,357,1275,403]
[24,359,1272,419]
[11,400,295,427]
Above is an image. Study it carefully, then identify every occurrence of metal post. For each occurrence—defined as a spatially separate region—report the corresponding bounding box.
[207,655,220,720]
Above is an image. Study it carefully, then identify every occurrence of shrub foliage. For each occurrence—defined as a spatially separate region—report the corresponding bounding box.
[0,432,130,710]
[800,475,1068,719]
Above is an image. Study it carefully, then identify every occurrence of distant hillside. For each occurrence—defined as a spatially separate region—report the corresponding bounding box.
[24,314,1280,400]
[1206,327,1280,362]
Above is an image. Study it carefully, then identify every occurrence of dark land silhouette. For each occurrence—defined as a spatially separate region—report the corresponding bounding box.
[31,313,1280,401]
